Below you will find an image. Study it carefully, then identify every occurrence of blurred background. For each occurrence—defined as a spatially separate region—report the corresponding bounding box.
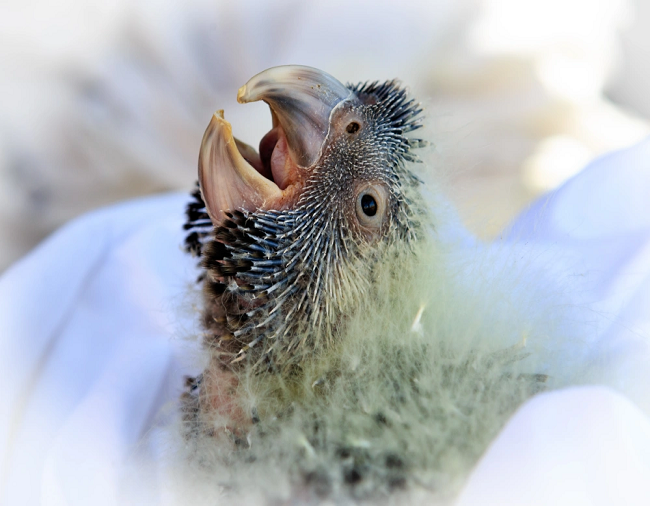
[1,0,649,271]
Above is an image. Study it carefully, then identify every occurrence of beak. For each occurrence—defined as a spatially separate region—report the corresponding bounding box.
[199,66,352,223]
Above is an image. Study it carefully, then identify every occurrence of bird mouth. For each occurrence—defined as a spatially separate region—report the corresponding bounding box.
[198,110,298,224]
[198,65,353,224]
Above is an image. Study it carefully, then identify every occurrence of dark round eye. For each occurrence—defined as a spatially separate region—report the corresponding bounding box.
[355,184,387,232]
[346,122,360,134]
[361,194,377,216]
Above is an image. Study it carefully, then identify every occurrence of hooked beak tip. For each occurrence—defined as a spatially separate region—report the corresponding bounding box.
[236,85,248,104]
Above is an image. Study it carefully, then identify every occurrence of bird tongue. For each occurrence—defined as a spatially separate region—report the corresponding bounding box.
[259,127,293,191]
[198,65,353,224]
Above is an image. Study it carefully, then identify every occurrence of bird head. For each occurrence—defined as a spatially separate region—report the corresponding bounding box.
[192,65,425,370]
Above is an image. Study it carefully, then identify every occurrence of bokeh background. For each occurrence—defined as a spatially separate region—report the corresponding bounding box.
[1,0,649,271]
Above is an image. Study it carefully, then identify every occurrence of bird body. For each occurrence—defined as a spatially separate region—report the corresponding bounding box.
[174,66,596,502]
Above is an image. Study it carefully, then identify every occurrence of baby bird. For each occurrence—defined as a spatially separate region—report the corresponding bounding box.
[179,66,562,503]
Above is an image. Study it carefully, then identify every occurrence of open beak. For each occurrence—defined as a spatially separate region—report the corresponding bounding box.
[198,65,352,224]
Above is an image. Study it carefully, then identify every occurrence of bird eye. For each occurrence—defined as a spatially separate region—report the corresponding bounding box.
[355,185,387,231]
[346,122,360,134]
[361,194,377,216]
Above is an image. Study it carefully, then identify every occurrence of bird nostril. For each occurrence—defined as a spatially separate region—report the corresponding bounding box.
[346,122,360,134]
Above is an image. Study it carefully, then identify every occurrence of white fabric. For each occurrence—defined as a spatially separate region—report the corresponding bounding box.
[457,386,650,506]
[1,140,650,505]
[0,194,200,506]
